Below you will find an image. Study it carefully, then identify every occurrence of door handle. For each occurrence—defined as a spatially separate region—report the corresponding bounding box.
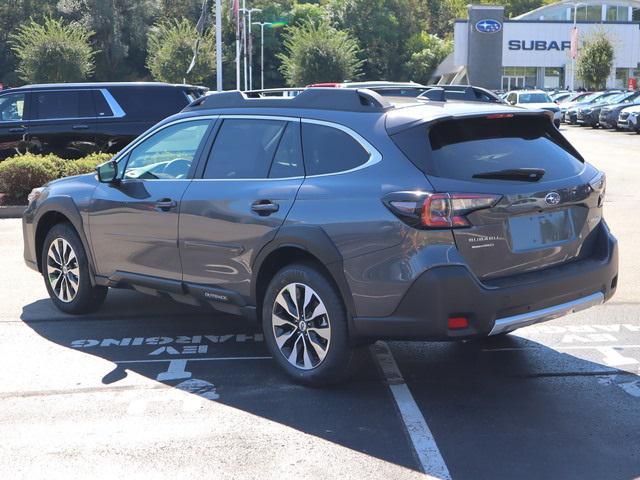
[155,199,177,211]
[72,124,89,130]
[251,200,279,216]
[8,127,26,133]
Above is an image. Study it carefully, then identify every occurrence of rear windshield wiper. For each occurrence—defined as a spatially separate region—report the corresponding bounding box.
[472,168,545,182]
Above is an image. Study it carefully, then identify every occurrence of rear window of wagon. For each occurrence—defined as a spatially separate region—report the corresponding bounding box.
[391,115,584,182]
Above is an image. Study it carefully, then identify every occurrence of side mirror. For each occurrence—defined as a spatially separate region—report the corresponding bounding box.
[96,160,119,183]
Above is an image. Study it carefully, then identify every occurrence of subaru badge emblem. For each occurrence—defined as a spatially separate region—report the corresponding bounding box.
[475,19,502,33]
[545,192,561,206]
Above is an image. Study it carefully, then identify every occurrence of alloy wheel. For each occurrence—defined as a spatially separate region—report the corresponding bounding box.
[271,282,331,370]
[46,238,80,303]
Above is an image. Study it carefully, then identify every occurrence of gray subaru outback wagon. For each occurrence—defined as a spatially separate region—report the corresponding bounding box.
[23,88,618,385]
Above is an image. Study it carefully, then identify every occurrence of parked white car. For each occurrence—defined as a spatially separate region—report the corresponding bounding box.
[505,90,561,127]
[618,104,640,133]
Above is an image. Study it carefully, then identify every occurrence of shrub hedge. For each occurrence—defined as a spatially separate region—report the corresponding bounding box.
[0,152,113,204]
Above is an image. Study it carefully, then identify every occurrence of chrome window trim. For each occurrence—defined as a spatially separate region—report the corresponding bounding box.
[100,89,126,118]
[27,88,126,121]
[301,118,382,178]
[111,114,382,182]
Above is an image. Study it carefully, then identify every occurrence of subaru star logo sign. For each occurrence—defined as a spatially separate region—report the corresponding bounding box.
[475,19,502,34]
[545,192,561,206]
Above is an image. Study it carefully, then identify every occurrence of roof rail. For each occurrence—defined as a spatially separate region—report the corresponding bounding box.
[185,88,393,113]
[417,87,446,102]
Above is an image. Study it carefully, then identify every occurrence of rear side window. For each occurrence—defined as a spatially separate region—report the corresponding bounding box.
[204,119,287,179]
[269,122,304,178]
[33,90,94,120]
[108,87,188,120]
[392,116,584,182]
[301,123,369,176]
[92,91,114,117]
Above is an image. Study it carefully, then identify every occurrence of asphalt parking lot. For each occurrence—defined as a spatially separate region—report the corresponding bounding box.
[1,125,639,480]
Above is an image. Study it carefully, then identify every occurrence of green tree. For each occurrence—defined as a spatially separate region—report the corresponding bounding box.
[0,0,58,85]
[577,32,614,89]
[329,0,407,80]
[147,18,216,84]
[57,0,159,80]
[278,20,362,86]
[403,32,452,84]
[9,16,96,83]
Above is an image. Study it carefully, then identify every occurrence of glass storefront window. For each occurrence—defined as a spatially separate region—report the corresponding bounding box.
[607,5,629,21]
[633,7,640,21]
[586,5,602,21]
[502,67,538,89]
[616,68,629,89]
[544,67,565,89]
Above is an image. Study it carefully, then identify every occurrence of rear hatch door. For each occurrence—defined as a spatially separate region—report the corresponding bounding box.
[392,113,604,280]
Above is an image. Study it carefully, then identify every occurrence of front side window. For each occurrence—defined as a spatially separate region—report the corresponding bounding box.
[203,118,288,179]
[0,93,25,122]
[33,90,94,120]
[301,123,369,176]
[123,120,211,180]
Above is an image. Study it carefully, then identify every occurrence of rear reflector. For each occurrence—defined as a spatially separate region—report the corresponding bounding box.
[448,317,469,330]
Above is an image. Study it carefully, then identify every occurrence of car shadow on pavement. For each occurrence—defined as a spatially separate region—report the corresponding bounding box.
[20,290,640,479]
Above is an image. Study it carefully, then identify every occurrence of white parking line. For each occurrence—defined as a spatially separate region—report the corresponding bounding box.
[115,356,272,364]
[372,342,451,480]
[482,344,640,352]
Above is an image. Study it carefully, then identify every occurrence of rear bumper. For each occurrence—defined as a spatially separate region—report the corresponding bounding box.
[488,292,603,335]
[352,222,618,340]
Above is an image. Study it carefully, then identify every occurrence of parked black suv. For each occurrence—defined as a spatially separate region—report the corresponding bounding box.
[23,88,618,385]
[0,82,206,160]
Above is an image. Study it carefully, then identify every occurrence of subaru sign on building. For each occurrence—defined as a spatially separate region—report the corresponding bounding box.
[434,0,640,90]
[476,19,503,33]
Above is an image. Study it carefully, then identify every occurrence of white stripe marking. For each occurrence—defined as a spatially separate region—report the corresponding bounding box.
[372,342,451,480]
[156,359,192,381]
[595,346,640,367]
[482,344,640,352]
[116,356,272,364]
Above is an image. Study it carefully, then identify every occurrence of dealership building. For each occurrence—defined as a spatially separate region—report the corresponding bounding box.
[434,0,640,90]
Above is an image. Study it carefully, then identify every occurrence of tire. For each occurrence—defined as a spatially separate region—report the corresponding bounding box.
[262,263,359,386]
[42,223,108,314]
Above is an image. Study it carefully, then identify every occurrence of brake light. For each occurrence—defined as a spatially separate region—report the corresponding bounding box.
[486,113,514,119]
[421,193,501,228]
[383,191,501,229]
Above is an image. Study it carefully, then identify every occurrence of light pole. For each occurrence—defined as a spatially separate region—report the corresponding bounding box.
[244,8,261,90]
[253,21,272,90]
[570,2,584,90]
[215,0,222,91]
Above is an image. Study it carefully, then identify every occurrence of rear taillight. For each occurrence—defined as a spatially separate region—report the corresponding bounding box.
[383,192,501,229]
[589,172,606,207]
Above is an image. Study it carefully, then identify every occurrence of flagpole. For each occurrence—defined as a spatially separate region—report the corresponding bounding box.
[234,0,240,90]
[242,0,247,91]
[247,8,261,91]
[253,22,272,90]
[216,0,222,91]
